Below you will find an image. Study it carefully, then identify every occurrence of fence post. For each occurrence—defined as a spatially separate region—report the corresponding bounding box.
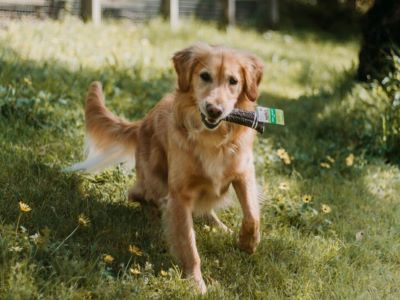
[170,0,179,31]
[92,0,101,24]
[227,0,235,27]
[162,0,179,31]
[221,0,235,28]
[80,0,101,24]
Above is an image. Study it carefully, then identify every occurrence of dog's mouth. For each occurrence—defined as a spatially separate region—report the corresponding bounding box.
[200,113,222,130]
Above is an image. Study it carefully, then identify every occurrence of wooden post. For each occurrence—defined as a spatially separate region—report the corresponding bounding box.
[221,0,235,28]
[227,0,235,27]
[92,0,101,25]
[80,0,101,24]
[170,0,179,31]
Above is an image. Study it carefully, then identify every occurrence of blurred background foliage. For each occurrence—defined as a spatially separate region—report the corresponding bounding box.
[0,0,399,161]
[0,0,398,159]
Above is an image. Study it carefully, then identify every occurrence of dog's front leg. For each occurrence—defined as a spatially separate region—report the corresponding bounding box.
[232,166,260,254]
[165,192,206,293]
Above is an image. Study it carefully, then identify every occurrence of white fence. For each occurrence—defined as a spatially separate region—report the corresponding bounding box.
[0,0,279,29]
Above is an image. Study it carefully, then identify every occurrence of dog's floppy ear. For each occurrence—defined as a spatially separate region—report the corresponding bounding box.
[240,53,264,102]
[172,43,211,92]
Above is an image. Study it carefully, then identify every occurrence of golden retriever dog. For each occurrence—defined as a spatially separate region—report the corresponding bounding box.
[68,43,264,293]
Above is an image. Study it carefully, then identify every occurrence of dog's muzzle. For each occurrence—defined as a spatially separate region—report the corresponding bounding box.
[200,113,222,129]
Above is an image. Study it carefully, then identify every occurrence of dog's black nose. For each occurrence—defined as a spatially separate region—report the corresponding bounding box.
[205,103,223,119]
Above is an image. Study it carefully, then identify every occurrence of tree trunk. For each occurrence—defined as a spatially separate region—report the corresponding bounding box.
[357,0,400,81]
[265,0,279,28]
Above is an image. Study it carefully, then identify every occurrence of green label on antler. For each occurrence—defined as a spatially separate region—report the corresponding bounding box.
[256,107,285,125]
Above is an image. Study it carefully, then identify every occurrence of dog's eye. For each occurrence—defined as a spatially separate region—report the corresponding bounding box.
[229,77,238,85]
[200,72,212,83]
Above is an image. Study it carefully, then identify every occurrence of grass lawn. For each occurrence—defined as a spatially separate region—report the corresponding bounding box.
[0,18,399,299]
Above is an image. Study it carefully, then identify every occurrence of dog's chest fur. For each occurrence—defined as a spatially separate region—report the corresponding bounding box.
[189,134,251,212]
[198,146,230,191]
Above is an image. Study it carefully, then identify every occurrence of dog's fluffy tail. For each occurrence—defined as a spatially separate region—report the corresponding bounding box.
[65,81,141,173]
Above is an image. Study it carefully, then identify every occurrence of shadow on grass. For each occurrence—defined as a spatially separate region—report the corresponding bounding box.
[0,150,171,267]
[258,70,357,169]
[0,46,175,144]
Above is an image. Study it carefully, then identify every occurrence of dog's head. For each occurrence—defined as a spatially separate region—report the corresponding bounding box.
[173,43,264,130]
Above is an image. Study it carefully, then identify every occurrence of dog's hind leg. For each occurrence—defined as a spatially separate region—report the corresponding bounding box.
[203,210,232,233]
[128,180,168,210]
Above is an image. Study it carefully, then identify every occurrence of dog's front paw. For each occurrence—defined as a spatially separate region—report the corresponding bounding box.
[186,273,207,294]
[194,276,207,294]
[238,219,260,254]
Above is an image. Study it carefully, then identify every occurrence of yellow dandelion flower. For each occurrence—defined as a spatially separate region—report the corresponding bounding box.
[321,204,332,214]
[103,254,114,263]
[302,194,312,203]
[276,195,285,205]
[19,201,31,213]
[276,148,287,158]
[130,267,141,275]
[160,269,168,277]
[346,153,354,167]
[282,155,292,165]
[277,149,292,165]
[78,214,90,227]
[278,182,289,191]
[23,77,32,86]
[320,162,331,169]
[128,245,142,256]
[326,155,335,164]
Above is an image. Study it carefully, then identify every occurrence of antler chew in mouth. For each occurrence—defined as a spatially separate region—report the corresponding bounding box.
[223,107,285,134]
[224,109,265,134]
